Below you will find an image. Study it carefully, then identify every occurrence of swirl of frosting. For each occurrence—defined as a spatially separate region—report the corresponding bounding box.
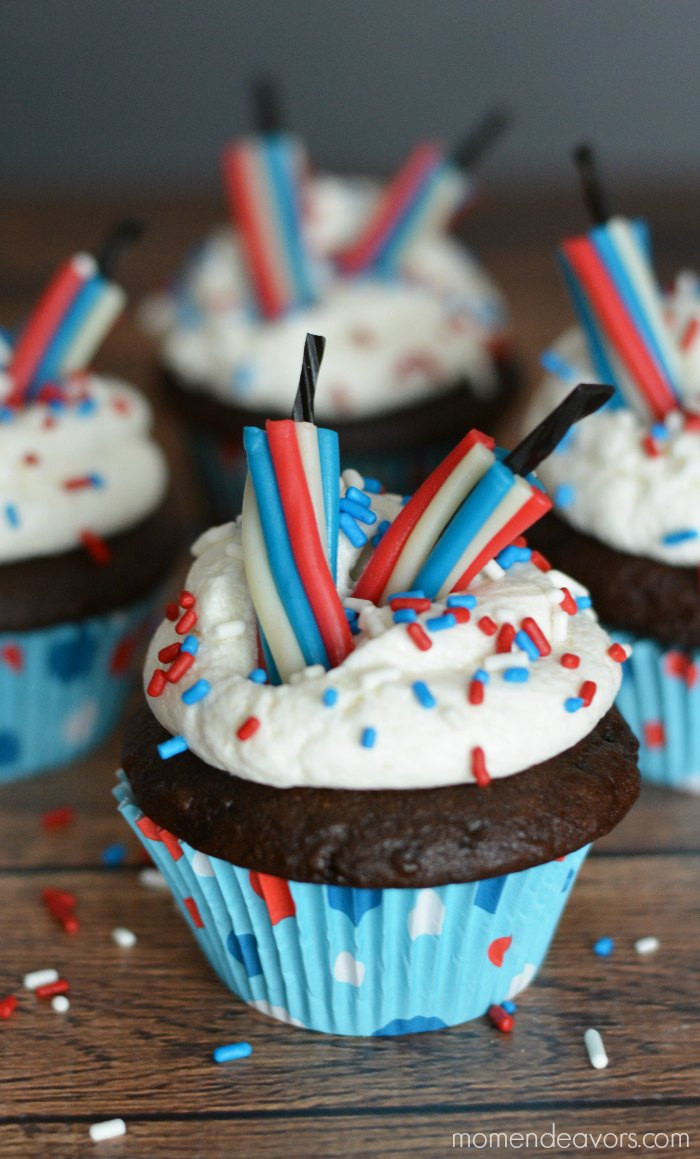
[529,319,700,567]
[145,480,623,791]
[0,374,169,563]
[141,175,507,420]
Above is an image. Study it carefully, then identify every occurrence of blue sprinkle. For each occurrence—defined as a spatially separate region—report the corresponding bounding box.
[387,590,426,601]
[501,1000,517,1014]
[88,473,105,489]
[503,667,530,683]
[472,668,490,685]
[344,608,359,622]
[213,1042,253,1064]
[593,936,615,958]
[662,529,699,546]
[362,476,382,494]
[412,680,436,708]
[158,735,188,759]
[323,688,339,707]
[181,635,199,655]
[247,667,268,684]
[400,495,411,506]
[47,398,66,413]
[340,497,377,525]
[349,620,361,636]
[426,613,457,632]
[361,727,377,748]
[514,630,540,661]
[576,595,593,610]
[650,422,668,441]
[101,842,127,867]
[540,348,578,384]
[496,545,531,570]
[4,504,20,528]
[393,608,417,624]
[0,406,15,422]
[339,511,368,547]
[554,483,575,509]
[76,397,97,416]
[371,519,391,547]
[345,485,371,508]
[564,697,584,713]
[182,679,211,705]
[446,594,477,609]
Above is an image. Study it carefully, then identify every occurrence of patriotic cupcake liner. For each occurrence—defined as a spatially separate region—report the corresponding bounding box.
[116,771,589,1037]
[612,628,700,792]
[0,596,154,783]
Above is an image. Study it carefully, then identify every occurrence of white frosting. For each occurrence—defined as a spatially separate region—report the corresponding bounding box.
[528,318,700,566]
[145,485,622,791]
[0,374,169,563]
[142,175,507,420]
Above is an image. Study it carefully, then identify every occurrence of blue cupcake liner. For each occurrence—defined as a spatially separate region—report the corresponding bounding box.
[611,628,700,792]
[0,595,155,783]
[116,771,589,1036]
[186,426,455,522]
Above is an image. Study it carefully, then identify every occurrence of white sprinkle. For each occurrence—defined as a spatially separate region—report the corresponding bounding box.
[584,1028,608,1069]
[484,651,531,673]
[343,597,373,611]
[138,868,167,890]
[24,968,58,991]
[551,610,569,644]
[342,468,365,490]
[51,995,70,1013]
[212,619,246,639]
[483,560,505,580]
[358,607,383,637]
[547,587,566,604]
[112,927,137,949]
[635,936,660,955]
[300,664,326,681]
[89,1119,127,1143]
[360,666,401,690]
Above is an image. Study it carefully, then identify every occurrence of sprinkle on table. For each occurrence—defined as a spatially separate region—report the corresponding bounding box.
[584,1027,608,1070]
[213,1042,253,1064]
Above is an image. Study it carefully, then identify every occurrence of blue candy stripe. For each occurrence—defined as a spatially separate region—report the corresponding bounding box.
[262,135,316,307]
[376,157,448,275]
[317,427,340,584]
[557,250,618,388]
[33,275,106,385]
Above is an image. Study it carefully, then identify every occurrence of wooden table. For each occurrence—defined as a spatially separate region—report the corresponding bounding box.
[1,193,698,1158]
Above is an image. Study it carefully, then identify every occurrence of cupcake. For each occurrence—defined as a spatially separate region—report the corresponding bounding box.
[142,108,516,519]
[117,342,638,1036]
[0,228,180,781]
[525,146,700,790]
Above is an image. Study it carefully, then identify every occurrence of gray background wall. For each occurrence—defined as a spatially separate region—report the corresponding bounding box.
[2,0,699,192]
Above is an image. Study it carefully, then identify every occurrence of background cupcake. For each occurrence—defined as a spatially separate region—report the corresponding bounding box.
[0,227,181,781]
[142,95,517,519]
[526,147,700,790]
[117,348,638,1035]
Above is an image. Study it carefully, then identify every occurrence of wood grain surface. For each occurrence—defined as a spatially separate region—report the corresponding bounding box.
[0,192,698,1158]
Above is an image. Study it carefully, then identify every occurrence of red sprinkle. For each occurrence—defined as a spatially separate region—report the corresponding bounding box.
[642,434,661,458]
[0,996,17,1020]
[35,978,70,1000]
[559,587,578,615]
[165,603,179,622]
[158,642,181,664]
[178,590,196,609]
[79,530,111,566]
[63,476,96,490]
[477,616,497,636]
[42,887,76,910]
[406,622,432,651]
[560,653,580,669]
[495,623,516,654]
[166,651,195,684]
[521,616,551,657]
[450,607,471,624]
[643,721,666,749]
[529,550,551,572]
[684,413,700,433]
[389,596,431,612]
[147,669,168,698]
[237,716,261,741]
[512,536,528,548]
[681,317,700,351]
[471,746,491,787]
[23,453,39,465]
[468,680,484,705]
[608,643,628,663]
[41,807,74,831]
[580,680,597,707]
[175,609,198,635]
[488,1004,514,1033]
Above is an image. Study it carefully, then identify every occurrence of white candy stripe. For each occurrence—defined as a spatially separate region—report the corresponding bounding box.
[381,441,493,599]
[241,481,306,681]
[295,421,327,556]
[60,283,126,375]
[249,143,296,305]
[438,474,533,598]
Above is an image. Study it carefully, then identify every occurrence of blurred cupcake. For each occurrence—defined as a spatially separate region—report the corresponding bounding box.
[526,146,700,790]
[142,104,517,519]
[117,342,637,1036]
[0,226,180,782]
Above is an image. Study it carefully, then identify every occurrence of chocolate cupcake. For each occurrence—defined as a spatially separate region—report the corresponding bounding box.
[0,231,180,781]
[142,110,517,519]
[117,351,638,1035]
[526,147,700,790]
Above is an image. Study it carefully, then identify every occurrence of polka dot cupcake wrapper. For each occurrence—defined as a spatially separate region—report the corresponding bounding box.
[612,628,700,792]
[0,596,154,783]
[116,771,588,1036]
[186,426,454,523]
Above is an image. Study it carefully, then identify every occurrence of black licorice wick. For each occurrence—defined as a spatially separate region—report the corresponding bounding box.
[292,333,326,423]
[450,107,511,173]
[96,219,145,280]
[504,382,614,478]
[251,76,285,135]
[572,143,610,226]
